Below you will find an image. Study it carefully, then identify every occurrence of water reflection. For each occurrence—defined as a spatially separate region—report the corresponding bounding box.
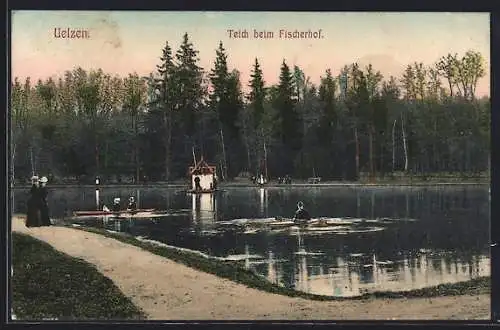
[244,244,250,269]
[251,248,489,297]
[191,193,217,224]
[267,250,278,284]
[95,189,100,210]
[259,188,268,217]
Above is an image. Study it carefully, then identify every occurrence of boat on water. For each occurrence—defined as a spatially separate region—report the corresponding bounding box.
[109,211,173,219]
[72,209,187,219]
[216,217,349,232]
[72,206,193,218]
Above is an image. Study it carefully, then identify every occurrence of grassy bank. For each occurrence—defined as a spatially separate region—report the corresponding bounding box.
[67,225,490,301]
[11,232,145,320]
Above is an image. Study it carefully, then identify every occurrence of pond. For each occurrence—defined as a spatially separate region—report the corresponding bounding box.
[13,185,490,297]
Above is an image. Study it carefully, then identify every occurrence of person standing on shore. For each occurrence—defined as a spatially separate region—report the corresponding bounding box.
[26,176,41,227]
[39,176,51,226]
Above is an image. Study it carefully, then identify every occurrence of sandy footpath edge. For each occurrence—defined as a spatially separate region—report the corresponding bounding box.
[11,216,490,320]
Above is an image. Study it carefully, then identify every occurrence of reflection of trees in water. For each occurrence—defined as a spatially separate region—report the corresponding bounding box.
[296,254,309,293]
[258,188,269,217]
[267,250,277,284]
[284,247,489,297]
[349,188,482,221]
[358,263,374,283]
[356,190,360,218]
[101,217,131,233]
[251,231,489,297]
[23,185,489,224]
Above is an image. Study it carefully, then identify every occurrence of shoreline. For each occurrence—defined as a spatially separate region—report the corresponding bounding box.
[15,215,491,301]
[66,224,492,301]
[72,224,491,301]
[11,216,490,319]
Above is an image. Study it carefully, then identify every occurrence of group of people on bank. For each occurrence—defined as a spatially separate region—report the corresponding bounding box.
[277,175,292,184]
[26,175,52,227]
[250,174,292,185]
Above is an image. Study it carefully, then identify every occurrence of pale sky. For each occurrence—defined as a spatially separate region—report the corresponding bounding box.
[11,11,490,96]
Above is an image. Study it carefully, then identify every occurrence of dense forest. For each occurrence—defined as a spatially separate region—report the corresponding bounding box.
[11,33,490,184]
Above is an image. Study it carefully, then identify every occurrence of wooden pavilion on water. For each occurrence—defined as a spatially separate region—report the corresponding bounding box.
[188,157,217,193]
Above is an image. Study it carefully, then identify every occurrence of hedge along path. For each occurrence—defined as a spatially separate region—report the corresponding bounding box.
[11,216,490,320]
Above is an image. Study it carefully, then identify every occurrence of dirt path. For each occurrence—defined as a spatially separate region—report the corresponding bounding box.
[11,216,490,320]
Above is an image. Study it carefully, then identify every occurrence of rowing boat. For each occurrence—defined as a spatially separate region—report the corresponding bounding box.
[216,217,351,231]
[111,211,172,219]
[72,208,193,219]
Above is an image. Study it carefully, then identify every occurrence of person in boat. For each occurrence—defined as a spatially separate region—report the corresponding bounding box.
[26,175,41,227]
[294,201,311,223]
[194,176,202,192]
[127,196,137,211]
[38,176,51,226]
[111,197,121,212]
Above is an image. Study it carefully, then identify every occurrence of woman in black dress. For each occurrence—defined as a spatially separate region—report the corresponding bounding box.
[26,176,41,227]
[39,176,51,226]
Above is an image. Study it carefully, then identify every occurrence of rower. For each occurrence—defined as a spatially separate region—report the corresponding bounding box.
[127,196,137,211]
[294,201,311,223]
[111,198,121,212]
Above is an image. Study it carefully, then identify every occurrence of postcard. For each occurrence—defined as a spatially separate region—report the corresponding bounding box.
[10,11,491,321]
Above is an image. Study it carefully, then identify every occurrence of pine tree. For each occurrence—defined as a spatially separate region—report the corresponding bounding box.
[248,58,266,129]
[274,60,301,175]
[175,33,206,172]
[209,41,229,109]
[209,41,234,133]
[226,69,245,177]
[175,33,205,137]
[209,42,243,178]
[155,41,177,180]
[317,69,337,177]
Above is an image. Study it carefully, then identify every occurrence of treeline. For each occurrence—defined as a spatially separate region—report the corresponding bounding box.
[11,33,490,183]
